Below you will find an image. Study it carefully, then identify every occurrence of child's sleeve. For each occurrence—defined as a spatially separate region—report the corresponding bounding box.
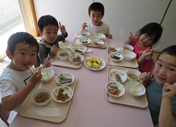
[38,44,49,65]
[171,98,176,121]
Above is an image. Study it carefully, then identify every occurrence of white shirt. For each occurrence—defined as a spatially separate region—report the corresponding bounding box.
[85,21,110,36]
[0,67,32,111]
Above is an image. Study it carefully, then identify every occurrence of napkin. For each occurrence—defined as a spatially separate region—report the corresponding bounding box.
[86,49,93,53]
[35,107,60,117]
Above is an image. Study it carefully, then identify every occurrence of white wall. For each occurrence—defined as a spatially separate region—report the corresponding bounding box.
[33,0,175,51]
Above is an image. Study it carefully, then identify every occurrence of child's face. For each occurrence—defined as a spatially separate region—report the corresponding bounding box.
[40,25,58,44]
[154,53,176,85]
[8,43,38,71]
[138,33,155,47]
[89,10,103,26]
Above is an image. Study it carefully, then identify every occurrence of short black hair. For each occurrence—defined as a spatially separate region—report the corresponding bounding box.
[157,45,176,60]
[7,32,39,55]
[38,15,59,32]
[88,2,104,16]
[138,22,163,45]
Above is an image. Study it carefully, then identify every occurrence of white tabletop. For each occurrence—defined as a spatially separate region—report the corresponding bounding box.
[10,34,153,127]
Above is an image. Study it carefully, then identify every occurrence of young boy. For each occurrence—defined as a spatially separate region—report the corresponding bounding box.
[80,2,112,39]
[37,15,68,65]
[139,45,176,126]
[0,32,50,113]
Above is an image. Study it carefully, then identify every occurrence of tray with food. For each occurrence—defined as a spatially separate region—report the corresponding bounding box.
[105,66,148,108]
[73,34,107,48]
[19,73,77,123]
[84,56,106,71]
[107,45,138,68]
[51,45,87,68]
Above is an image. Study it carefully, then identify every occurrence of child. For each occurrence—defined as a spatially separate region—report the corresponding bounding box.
[125,22,163,73]
[0,32,50,112]
[139,45,176,126]
[37,15,68,65]
[80,2,113,39]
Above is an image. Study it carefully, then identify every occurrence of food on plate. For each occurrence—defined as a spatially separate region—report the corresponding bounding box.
[127,73,139,80]
[72,56,82,62]
[75,49,83,53]
[86,61,93,68]
[97,58,102,65]
[82,40,88,44]
[124,47,131,50]
[59,76,72,84]
[123,53,132,58]
[111,55,121,60]
[108,85,121,96]
[59,53,69,56]
[115,74,122,82]
[109,48,117,52]
[93,41,102,45]
[41,72,51,80]
[93,62,99,69]
[92,57,97,63]
[35,92,50,103]
[86,57,93,62]
[54,88,70,101]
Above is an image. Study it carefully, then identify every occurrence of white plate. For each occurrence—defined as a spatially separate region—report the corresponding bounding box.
[59,42,72,50]
[52,86,73,103]
[91,39,104,47]
[84,56,106,71]
[105,81,125,97]
[107,45,120,52]
[71,46,86,54]
[94,33,106,40]
[56,72,74,86]
[69,54,84,64]
[109,70,127,83]
[79,38,91,45]
[109,52,123,62]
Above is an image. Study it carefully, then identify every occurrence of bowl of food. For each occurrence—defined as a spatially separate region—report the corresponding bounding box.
[109,70,127,83]
[56,72,74,86]
[79,38,91,45]
[41,68,55,82]
[122,50,136,61]
[31,88,51,106]
[94,33,106,40]
[105,81,125,97]
[123,44,134,51]
[69,54,84,64]
[107,45,120,52]
[59,42,72,50]
[52,86,73,103]
[126,69,141,81]
[126,81,146,97]
[71,46,86,54]
[57,49,70,60]
[80,31,90,38]
[91,39,104,47]
[109,52,123,62]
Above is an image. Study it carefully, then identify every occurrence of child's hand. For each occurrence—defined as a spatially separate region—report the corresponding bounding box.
[139,72,150,81]
[59,22,67,36]
[125,32,137,44]
[142,47,153,57]
[163,82,176,99]
[30,70,42,85]
[107,34,113,39]
[43,56,51,68]
[82,22,87,30]
[50,45,59,56]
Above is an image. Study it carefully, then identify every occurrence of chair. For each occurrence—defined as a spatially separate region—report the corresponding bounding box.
[0,101,10,126]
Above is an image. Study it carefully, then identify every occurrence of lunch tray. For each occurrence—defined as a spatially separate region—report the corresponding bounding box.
[51,45,87,68]
[107,45,138,68]
[73,35,107,48]
[106,66,148,108]
[19,73,77,123]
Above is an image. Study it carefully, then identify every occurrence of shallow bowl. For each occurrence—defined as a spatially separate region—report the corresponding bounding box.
[57,50,70,60]
[126,69,141,81]
[69,54,84,64]
[41,68,55,82]
[109,52,123,62]
[122,50,136,61]
[59,42,72,50]
[123,44,134,51]
[107,45,120,53]
[56,72,74,86]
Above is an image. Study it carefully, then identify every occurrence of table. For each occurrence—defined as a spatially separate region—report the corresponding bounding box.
[10,34,153,127]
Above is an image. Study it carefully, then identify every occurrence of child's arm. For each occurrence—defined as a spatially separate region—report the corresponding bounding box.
[78,22,87,34]
[107,34,113,39]
[2,70,42,111]
[124,32,137,44]
[59,22,67,37]
[50,45,59,57]
[159,82,176,127]
[137,48,153,66]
